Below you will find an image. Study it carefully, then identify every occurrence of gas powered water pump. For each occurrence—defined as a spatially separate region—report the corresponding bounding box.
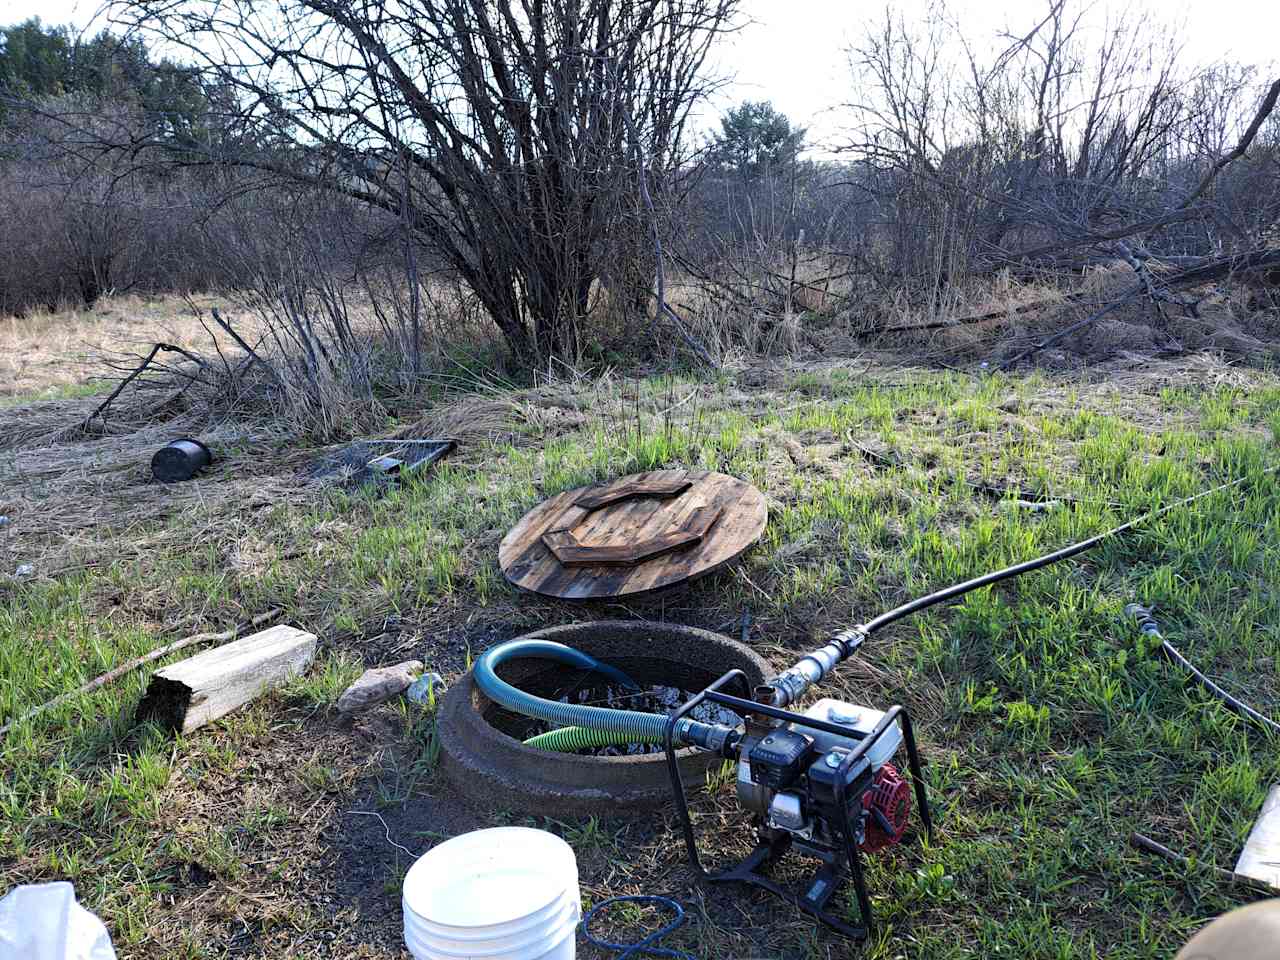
[661,629,931,939]
[474,469,1275,941]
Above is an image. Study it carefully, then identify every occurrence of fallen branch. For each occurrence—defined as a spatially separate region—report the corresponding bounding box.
[1155,247,1280,286]
[996,246,1280,368]
[0,609,283,737]
[74,341,207,431]
[877,292,1086,334]
[996,289,1141,370]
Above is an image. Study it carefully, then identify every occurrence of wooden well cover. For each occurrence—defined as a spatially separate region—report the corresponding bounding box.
[499,469,767,600]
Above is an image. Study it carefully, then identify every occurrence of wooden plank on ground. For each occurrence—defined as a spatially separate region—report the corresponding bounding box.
[1235,783,1280,889]
[135,624,317,733]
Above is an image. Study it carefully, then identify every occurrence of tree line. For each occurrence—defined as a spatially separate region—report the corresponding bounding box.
[1,3,1277,372]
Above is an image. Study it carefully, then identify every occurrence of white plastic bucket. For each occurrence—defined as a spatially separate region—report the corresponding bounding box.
[406,891,578,947]
[403,827,579,960]
[405,909,577,960]
[407,884,577,940]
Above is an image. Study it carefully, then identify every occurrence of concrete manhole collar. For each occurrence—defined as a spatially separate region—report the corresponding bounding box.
[438,620,772,816]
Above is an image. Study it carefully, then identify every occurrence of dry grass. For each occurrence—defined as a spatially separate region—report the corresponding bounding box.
[0,415,300,577]
[0,293,260,401]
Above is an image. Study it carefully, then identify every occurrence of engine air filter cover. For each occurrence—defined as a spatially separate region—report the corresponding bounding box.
[748,729,814,790]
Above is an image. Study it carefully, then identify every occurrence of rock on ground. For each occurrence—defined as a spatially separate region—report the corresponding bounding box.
[337,660,423,716]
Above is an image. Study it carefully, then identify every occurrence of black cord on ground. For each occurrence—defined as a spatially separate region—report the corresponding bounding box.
[580,895,696,960]
[862,466,1278,636]
[1125,604,1280,736]
[765,464,1279,707]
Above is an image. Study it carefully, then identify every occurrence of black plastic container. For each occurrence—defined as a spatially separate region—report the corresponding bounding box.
[151,437,212,482]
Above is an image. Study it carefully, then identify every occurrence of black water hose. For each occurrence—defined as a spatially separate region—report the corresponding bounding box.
[1125,604,1280,735]
[864,470,1271,634]
[766,466,1277,706]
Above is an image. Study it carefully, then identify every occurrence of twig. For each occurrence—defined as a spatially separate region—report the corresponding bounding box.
[210,307,286,389]
[619,83,717,369]
[1180,78,1280,209]
[1129,833,1275,893]
[75,341,207,430]
[0,609,283,737]
[652,389,698,419]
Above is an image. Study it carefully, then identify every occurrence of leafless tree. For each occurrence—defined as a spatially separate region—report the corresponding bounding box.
[839,0,1280,283]
[107,0,740,364]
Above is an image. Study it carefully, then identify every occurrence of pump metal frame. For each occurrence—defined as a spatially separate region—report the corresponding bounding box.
[663,669,933,939]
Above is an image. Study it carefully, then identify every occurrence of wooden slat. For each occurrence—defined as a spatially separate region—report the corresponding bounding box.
[573,475,693,511]
[542,505,723,567]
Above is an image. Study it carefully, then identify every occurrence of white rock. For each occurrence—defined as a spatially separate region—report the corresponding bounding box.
[14,563,34,578]
[336,660,423,715]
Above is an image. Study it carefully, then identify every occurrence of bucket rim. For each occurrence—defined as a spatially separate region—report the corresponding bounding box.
[403,827,577,929]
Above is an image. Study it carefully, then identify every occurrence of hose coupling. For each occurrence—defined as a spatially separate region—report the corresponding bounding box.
[690,722,740,757]
[762,624,870,707]
[1124,603,1162,639]
[833,625,869,656]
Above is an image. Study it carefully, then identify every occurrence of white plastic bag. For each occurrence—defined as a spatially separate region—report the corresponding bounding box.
[0,882,116,960]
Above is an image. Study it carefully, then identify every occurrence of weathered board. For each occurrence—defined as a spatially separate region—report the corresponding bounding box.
[1236,783,1280,889]
[499,469,767,600]
[135,624,317,733]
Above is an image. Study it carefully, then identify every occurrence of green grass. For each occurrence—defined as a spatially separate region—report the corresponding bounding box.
[2,366,1279,957]
[0,380,108,407]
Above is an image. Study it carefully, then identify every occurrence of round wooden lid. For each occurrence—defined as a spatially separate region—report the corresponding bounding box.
[499,469,767,600]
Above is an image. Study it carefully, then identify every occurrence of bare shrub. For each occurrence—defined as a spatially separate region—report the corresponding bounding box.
[671,0,1280,365]
[839,3,1280,281]
[0,94,380,317]
[103,0,742,367]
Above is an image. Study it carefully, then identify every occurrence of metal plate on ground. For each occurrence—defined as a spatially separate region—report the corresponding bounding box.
[499,468,767,600]
[306,439,455,489]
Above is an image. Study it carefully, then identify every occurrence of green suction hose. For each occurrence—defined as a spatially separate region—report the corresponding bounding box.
[473,639,731,753]
[524,725,663,751]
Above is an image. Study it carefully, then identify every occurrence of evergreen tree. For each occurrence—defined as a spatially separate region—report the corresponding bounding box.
[709,100,805,179]
[0,19,211,144]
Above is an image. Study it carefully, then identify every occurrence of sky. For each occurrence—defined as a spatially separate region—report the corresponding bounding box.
[6,0,1279,148]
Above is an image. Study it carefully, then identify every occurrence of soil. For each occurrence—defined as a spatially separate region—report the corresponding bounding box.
[324,777,487,955]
